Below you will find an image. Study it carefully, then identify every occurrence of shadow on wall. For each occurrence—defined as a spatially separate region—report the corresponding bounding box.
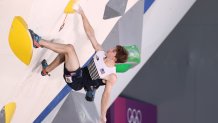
[52,92,99,123]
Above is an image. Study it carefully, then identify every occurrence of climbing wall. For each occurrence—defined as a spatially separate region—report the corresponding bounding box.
[0,0,196,122]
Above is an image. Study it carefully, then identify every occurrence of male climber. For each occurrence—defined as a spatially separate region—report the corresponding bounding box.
[29,6,128,123]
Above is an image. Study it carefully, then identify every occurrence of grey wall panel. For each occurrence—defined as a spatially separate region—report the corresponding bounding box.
[103,0,144,52]
[104,5,122,20]
[121,23,191,104]
[158,83,195,123]
[103,0,128,19]
[193,26,218,123]
[52,92,99,123]
[102,24,120,51]
[118,0,144,51]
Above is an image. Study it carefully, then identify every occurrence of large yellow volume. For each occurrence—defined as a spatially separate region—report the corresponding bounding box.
[1,102,16,123]
[8,16,33,65]
[64,0,77,13]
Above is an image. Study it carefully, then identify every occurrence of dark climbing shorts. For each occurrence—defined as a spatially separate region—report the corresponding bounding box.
[63,64,92,91]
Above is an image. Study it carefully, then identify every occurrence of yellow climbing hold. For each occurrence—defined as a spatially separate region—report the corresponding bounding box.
[64,0,78,14]
[4,102,16,123]
[8,16,33,65]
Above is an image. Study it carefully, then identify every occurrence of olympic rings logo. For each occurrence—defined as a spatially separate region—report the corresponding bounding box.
[127,108,142,123]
